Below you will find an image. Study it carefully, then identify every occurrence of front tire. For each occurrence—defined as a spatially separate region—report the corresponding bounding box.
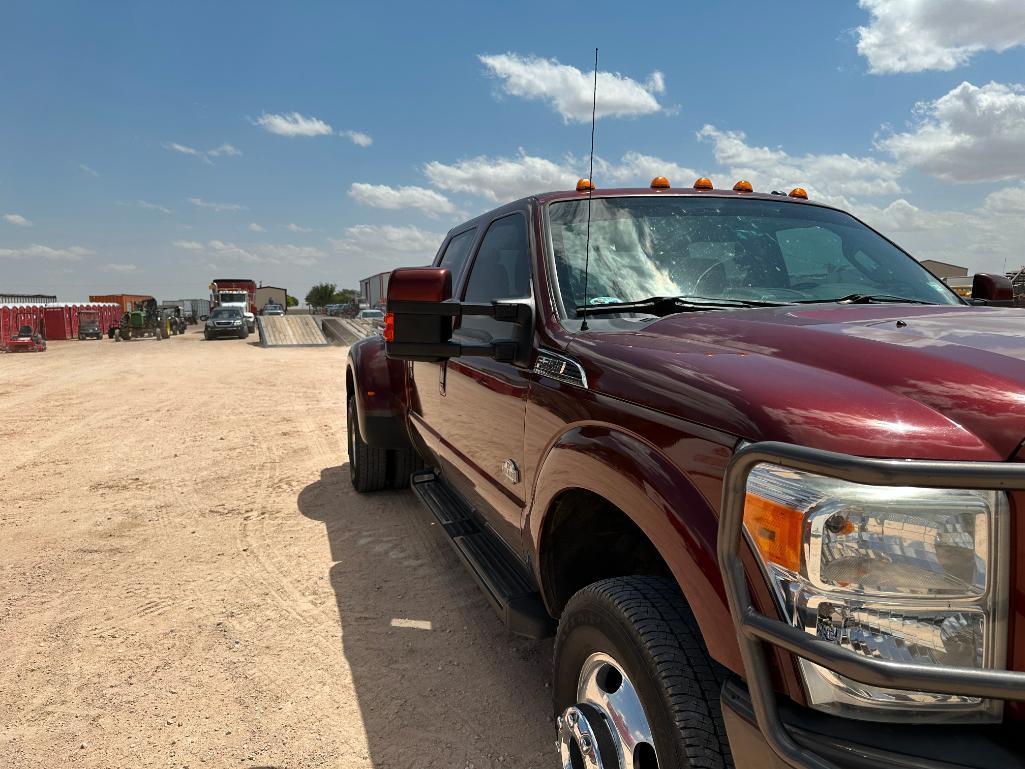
[347,396,388,492]
[554,577,733,769]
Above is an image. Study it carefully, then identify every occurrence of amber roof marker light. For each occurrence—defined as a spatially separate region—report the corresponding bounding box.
[576,178,596,192]
[650,176,670,189]
[693,177,714,190]
[733,180,753,193]
[789,187,809,199]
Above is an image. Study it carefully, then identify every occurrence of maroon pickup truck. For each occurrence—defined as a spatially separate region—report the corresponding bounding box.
[346,178,1025,768]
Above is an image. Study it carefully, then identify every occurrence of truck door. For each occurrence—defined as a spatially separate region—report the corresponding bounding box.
[436,213,531,548]
[408,226,478,454]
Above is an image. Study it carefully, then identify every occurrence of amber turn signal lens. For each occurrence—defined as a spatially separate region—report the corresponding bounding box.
[383,312,395,342]
[650,176,670,189]
[576,178,595,192]
[789,187,808,199]
[693,177,714,190]
[743,493,803,573]
[733,180,753,192]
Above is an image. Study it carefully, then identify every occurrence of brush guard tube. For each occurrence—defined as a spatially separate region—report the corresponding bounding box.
[717,441,1025,769]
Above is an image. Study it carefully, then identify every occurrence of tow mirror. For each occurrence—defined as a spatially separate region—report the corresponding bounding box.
[385,266,532,364]
[971,273,1014,305]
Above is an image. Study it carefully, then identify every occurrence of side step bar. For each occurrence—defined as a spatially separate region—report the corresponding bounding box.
[411,471,554,639]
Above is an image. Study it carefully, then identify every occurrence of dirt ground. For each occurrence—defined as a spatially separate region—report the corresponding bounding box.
[0,329,554,769]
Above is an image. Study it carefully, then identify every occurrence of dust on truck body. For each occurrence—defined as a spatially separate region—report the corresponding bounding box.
[346,176,1025,768]
[209,279,257,331]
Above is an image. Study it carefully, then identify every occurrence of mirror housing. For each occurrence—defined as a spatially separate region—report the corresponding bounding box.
[971,273,1014,305]
[385,266,532,364]
[199,315,209,322]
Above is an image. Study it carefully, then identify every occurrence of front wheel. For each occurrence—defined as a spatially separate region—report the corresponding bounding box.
[554,577,733,769]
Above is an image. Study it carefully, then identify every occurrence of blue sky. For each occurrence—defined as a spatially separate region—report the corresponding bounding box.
[3,1,1025,301]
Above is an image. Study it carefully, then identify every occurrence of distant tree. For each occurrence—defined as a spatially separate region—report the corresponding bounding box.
[286,294,299,307]
[332,288,359,304]
[305,283,337,311]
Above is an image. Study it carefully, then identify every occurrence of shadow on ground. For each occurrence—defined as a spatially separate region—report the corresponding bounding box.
[298,466,554,769]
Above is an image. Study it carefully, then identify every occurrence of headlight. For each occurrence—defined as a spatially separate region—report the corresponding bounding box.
[232,319,242,325]
[744,464,1008,723]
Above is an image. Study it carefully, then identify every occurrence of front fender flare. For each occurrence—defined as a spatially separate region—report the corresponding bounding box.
[527,424,743,673]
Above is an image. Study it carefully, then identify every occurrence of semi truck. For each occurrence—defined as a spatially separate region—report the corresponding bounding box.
[165,298,211,325]
[209,279,256,332]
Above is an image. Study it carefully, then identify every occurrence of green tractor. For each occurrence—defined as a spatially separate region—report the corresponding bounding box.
[117,298,164,341]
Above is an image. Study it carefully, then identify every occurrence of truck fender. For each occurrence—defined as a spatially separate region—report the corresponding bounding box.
[527,424,745,674]
[346,336,412,450]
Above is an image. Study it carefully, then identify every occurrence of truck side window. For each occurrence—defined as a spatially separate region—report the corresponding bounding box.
[437,228,477,285]
[460,213,530,340]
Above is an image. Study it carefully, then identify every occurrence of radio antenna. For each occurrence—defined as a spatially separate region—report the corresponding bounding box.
[579,47,598,332]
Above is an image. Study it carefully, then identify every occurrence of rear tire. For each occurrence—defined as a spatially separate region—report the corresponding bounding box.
[347,396,388,492]
[388,447,424,489]
[554,576,733,769]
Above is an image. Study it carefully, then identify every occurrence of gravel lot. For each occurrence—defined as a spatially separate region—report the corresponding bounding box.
[0,330,553,768]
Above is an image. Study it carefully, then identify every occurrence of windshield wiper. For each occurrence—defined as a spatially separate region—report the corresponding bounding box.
[793,293,936,305]
[575,295,789,318]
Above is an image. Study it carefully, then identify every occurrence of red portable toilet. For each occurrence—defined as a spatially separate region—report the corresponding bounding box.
[43,307,68,340]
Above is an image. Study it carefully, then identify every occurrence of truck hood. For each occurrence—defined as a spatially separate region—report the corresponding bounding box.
[571,304,1025,460]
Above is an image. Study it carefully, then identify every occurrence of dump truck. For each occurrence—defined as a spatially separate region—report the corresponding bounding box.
[210,279,256,332]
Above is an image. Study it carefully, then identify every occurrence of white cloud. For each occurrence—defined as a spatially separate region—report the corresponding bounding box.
[3,213,32,227]
[253,111,333,137]
[120,200,172,215]
[340,130,372,147]
[425,150,576,201]
[79,163,100,177]
[164,142,202,157]
[982,183,1025,214]
[286,222,312,233]
[102,263,137,272]
[188,197,246,212]
[0,244,93,260]
[248,222,265,232]
[698,125,902,203]
[857,0,1025,73]
[173,238,323,266]
[348,182,457,216]
[479,53,666,122]
[424,149,704,202]
[878,81,1025,182]
[207,143,242,157]
[329,224,443,263]
[165,141,242,163]
[597,152,700,188]
[852,189,1025,274]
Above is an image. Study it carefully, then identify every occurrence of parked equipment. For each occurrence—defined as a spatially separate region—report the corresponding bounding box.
[162,306,187,336]
[117,298,164,341]
[6,322,46,352]
[77,309,103,340]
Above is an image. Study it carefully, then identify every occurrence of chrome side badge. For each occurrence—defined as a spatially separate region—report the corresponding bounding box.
[501,458,520,485]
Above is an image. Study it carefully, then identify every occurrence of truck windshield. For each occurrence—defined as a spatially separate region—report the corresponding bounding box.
[220,293,246,303]
[211,309,239,319]
[546,196,960,315]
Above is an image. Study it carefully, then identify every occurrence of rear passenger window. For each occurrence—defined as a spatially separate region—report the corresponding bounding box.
[437,228,477,284]
[463,214,530,302]
[459,213,530,341]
